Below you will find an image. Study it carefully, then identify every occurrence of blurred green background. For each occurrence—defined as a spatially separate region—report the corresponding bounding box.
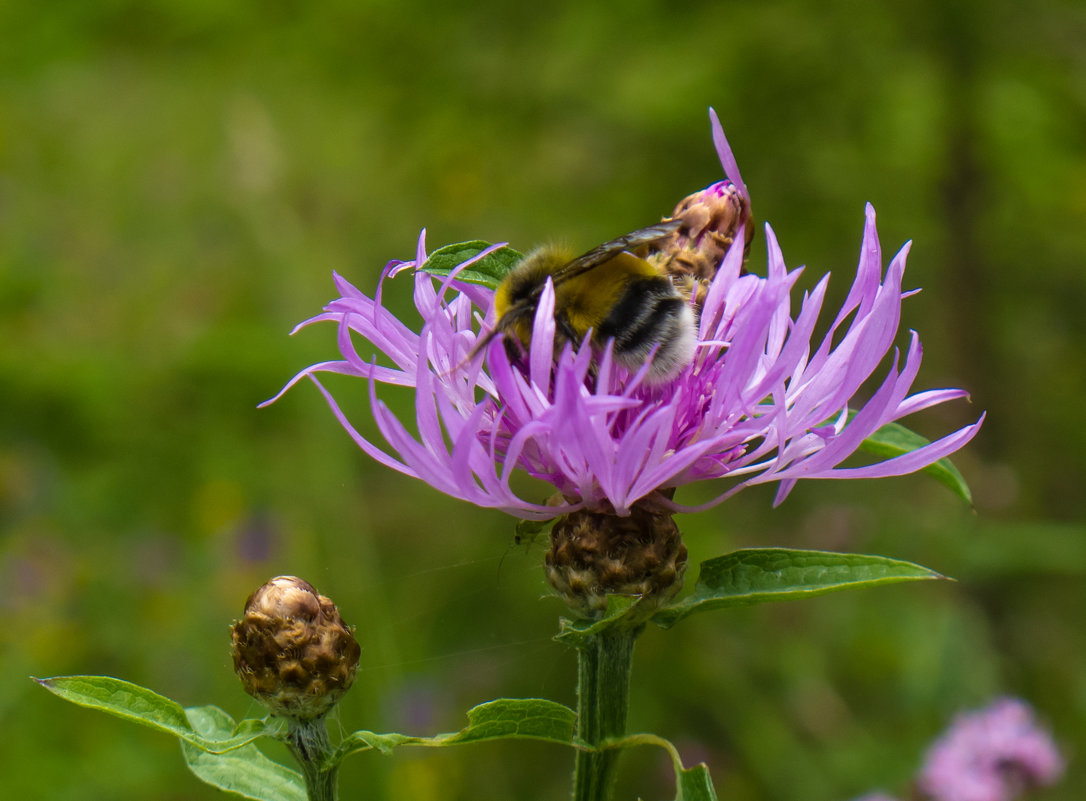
[2,1,1084,799]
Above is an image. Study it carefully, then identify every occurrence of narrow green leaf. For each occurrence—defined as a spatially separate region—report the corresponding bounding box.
[610,732,719,801]
[439,698,576,746]
[37,675,193,738]
[334,730,418,760]
[418,240,524,290]
[854,415,973,505]
[554,595,648,647]
[675,763,719,801]
[332,698,577,765]
[653,548,945,628]
[35,675,271,753]
[183,706,306,801]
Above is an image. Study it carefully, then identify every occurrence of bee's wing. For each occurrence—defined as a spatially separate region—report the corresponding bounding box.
[469,220,682,363]
[550,219,681,287]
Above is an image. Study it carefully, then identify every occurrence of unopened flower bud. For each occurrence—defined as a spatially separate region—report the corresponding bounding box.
[231,576,360,721]
[648,180,753,307]
[545,500,687,619]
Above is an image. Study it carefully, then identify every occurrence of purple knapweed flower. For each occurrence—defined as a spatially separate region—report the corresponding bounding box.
[918,698,1064,801]
[264,111,982,520]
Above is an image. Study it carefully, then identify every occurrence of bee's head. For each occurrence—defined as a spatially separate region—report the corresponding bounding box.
[466,302,534,366]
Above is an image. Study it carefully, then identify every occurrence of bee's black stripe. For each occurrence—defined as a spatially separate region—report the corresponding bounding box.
[596,277,687,356]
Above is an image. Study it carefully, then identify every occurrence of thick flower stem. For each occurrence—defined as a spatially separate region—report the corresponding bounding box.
[285,718,339,801]
[572,625,641,801]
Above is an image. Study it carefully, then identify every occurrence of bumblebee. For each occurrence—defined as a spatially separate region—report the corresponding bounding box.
[472,220,696,383]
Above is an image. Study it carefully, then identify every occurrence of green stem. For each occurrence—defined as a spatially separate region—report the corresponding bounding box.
[572,624,641,801]
[285,717,339,801]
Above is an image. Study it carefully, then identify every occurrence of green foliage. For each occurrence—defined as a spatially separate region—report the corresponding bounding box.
[183,707,306,801]
[418,241,524,290]
[438,698,576,745]
[653,548,944,628]
[37,677,304,799]
[613,734,719,801]
[37,673,724,799]
[35,676,277,753]
[334,698,577,760]
[555,595,649,646]
[675,765,719,801]
[547,549,943,636]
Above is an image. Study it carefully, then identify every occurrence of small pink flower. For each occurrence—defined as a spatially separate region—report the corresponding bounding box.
[918,698,1064,801]
[265,111,982,519]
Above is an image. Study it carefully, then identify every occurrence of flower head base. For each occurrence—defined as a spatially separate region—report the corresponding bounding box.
[231,576,361,722]
[918,698,1064,801]
[546,496,687,618]
[264,110,981,520]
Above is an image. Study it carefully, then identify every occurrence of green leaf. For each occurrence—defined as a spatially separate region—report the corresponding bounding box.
[675,763,719,801]
[610,733,719,801]
[38,674,191,735]
[332,698,577,765]
[35,675,271,753]
[334,730,417,760]
[183,706,306,801]
[37,677,299,799]
[439,698,576,746]
[653,548,945,628]
[418,240,524,290]
[854,415,973,505]
[554,595,649,646]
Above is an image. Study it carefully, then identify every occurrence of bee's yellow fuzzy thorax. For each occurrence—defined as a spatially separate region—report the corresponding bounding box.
[494,248,660,344]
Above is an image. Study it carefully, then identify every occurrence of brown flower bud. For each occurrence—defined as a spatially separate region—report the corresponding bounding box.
[231,576,360,721]
[648,180,753,307]
[545,500,687,619]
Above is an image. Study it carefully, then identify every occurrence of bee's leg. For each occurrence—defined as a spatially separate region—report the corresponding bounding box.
[554,313,581,352]
[554,313,604,387]
[502,335,528,363]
